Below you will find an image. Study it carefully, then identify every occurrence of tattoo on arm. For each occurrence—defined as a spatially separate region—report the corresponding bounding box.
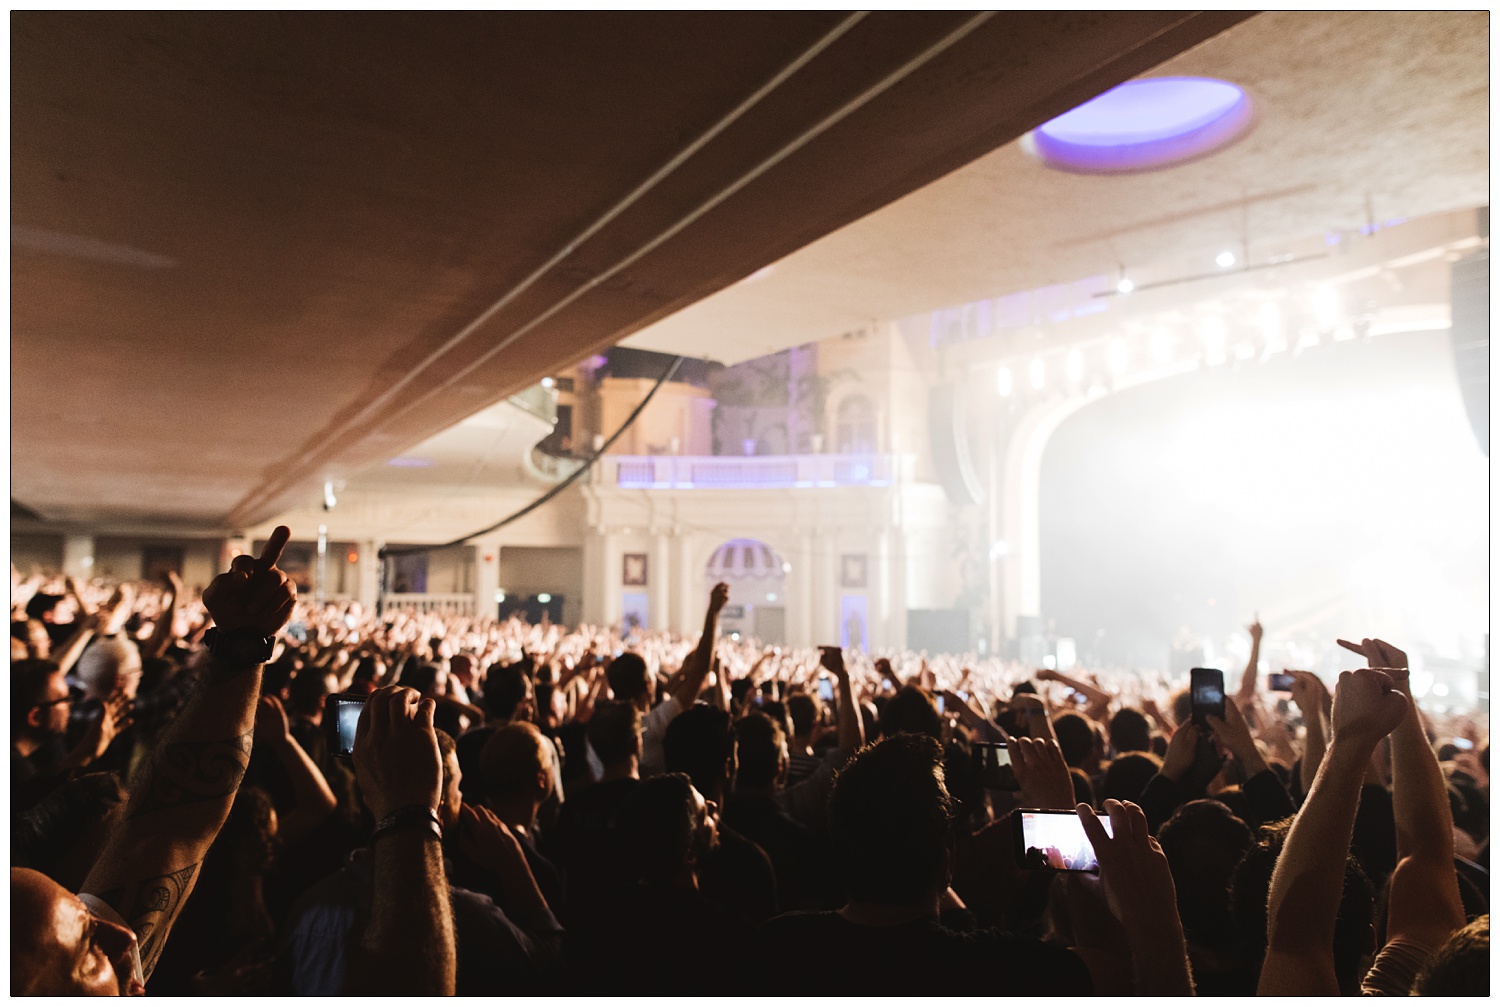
[97,862,202,980]
[128,732,253,819]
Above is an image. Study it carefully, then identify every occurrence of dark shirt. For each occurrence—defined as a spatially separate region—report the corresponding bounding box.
[568,882,754,994]
[756,911,1093,995]
[548,777,639,924]
[279,848,564,995]
[723,790,840,910]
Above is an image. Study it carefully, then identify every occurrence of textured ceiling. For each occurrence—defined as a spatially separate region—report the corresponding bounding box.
[10,10,1246,530]
[624,10,1489,364]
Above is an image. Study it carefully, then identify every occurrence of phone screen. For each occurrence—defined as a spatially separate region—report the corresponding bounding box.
[1015,809,1113,872]
[936,695,946,715]
[1190,668,1226,722]
[974,741,1019,790]
[326,693,367,757]
[1267,672,1295,692]
[1453,737,1474,751]
[818,678,834,702]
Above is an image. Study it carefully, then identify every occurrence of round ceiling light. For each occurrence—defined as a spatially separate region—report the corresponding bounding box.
[1027,76,1253,174]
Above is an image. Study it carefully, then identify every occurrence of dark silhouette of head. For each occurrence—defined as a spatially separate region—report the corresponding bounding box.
[877,686,943,741]
[1053,713,1098,768]
[733,711,786,791]
[829,733,954,906]
[1100,752,1163,806]
[1158,799,1254,948]
[664,703,734,798]
[1413,914,1489,996]
[614,772,715,886]
[587,700,641,768]
[605,652,651,709]
[787,693,820,738]
[1109,707,1153,754]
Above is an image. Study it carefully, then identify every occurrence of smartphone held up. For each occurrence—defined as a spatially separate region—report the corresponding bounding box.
[1013,809,1113,873]
[326,692,367,757]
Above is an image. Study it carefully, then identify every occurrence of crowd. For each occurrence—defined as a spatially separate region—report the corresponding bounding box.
[10,531,1490,994]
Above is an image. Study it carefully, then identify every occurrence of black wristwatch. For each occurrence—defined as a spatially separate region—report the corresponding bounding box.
[203,626,276,665]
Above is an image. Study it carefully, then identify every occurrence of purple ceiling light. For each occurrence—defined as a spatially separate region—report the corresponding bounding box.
[1029,77,1253,173]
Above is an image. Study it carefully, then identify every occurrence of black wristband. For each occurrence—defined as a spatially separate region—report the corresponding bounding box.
[370,805,443,844]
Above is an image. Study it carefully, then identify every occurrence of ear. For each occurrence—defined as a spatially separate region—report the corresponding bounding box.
[25,705,45,730]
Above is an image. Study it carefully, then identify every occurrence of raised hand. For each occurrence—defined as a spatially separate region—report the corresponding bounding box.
[203,527,296,635]
[457,802,527,873]
[708,582,730,614]
[818,645,848,683]
[1011,736,1076,811]
[1205,697,1266,776]
[253,694,292,747]
[1160,720,1207,784]
[1330,668,1408,750]
[1287,669,1332,717]
[1336,637,1409,688]
[1248,617,1263,643]
[353,685,442,821]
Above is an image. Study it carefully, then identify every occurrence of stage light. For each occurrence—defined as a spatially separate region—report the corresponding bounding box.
[495,591,506,603]
[1116,277,1135,294]
[1029,358,1046,390]
[541,376,555,389]
[1107,338,1128,374]
[766,592,778,602]
[1216,251,1236,269]
[997,366,1013,397]
[537,593,552,603]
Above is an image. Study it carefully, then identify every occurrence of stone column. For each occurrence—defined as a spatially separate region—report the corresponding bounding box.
[473,541,501,620]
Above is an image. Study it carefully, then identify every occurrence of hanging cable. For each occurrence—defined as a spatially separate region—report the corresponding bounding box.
[379,353,684,566]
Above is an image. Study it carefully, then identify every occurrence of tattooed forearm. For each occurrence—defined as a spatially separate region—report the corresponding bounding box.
[98,862,202,980]
[128,732,253,819]
[202,653,265,686]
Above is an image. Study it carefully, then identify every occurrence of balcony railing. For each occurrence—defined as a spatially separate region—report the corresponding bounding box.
[607,453,910,490]
[382,593,476,614]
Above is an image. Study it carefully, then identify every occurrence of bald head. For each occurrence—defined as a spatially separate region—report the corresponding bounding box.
[75,637,143,701]
[11,868,142,996]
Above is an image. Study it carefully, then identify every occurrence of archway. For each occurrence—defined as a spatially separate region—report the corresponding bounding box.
[705,538,789,645]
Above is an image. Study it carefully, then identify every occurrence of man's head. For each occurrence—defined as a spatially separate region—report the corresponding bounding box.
[733,711,788,791]
[1413,913,1489,995]
[11,867,143,995]
[877,686,943,741]
[614,773,718,887]
[485,663,534,724]
[75,637,143,702]
[12,659,71,743]
[435,729,462,832]
[1109,707,1153,754]
[1053,713,1099,768]
[664,703,735,799]
[1158,799,1254,946]
[605,652,652,711]
[478,721,553,811]
[829,733,954,906]
[787,693,821,739]
[587,700,642,769]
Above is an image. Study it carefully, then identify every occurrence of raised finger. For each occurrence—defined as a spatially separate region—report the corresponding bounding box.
[257,526,291,572]
[1077,802,1110,856]
[1335,639,1370,661]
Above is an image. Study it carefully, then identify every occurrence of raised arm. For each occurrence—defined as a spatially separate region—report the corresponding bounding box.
[819,645,864,760]
[80,527,295,980]
[1288,670,1331,796]
[1337,638,1465,951]
[253,694,336,846]
[1236,616,1263,707]
[670,582,728,710]
[1035,668,1111,722]
[1258,668,1407,995]
[349,686,455,996]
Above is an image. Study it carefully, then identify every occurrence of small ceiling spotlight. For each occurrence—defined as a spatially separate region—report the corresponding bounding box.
[540,376,555,389]
[537,593,552,604]
[1215,250,1237,269]
[1116,277,1135,295]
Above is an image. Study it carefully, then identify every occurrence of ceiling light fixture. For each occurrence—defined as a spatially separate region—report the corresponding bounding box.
[1216,250,1236,268]
[1027,76,1254,174]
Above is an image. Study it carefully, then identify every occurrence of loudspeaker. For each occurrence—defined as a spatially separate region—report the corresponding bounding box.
[928,382,985,506]
[1449,216,1487,457]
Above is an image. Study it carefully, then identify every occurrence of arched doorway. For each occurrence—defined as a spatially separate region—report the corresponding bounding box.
[705,538,789,645]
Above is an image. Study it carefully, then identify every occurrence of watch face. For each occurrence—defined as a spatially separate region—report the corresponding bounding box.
[209,627,274,663]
